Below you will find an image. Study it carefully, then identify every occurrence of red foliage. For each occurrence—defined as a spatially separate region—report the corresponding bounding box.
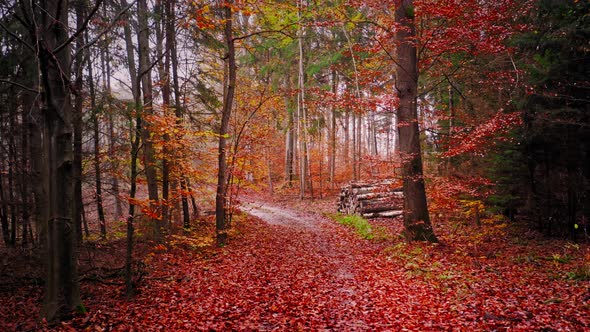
[444,111,523,157]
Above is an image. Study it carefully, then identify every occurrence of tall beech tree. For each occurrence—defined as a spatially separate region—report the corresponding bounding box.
[31,0,83,320]
[394,0,437,242]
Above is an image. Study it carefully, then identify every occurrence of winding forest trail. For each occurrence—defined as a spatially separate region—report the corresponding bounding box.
[154,198,444,330]
[217,199,441,330]
[239,201,368,329]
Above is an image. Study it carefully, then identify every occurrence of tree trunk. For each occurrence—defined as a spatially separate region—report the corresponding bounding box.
[356,112,362,179]
[20,92,31,247]
[0,158,9,246]
[138,0,161,233]
[73,0,86,243]
[168,0,191,228]
[102,1,123,219]
[156,0,171,226]
[394,0,437,242]
[36,0,81,320]
[121,0,140,297]
[297,1,310,199]
[446,84,453,175]
[216,0,236,246]
[87,45,107,239]
[8,88,17,247]
[126,104,141,298]
[344,108,350,167]
[352,111,357,180]
[284,70,295,185]
[29,102,46,244]
[329,70,337,188]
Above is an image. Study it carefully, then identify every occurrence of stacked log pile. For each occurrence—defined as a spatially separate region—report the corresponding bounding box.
[337,180,404,218]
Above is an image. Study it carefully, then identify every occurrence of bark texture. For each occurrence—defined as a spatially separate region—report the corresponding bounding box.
[36,0,82,320]
[394,0,437,242]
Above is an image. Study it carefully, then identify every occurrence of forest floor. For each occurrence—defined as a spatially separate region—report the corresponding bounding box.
[1,192,590,331]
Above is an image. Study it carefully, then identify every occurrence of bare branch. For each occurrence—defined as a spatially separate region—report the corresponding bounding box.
[0,21,35,53]
[71,0,137,63]
[232,24,298,42]
[0,78,39,93]
[53,0,104,54]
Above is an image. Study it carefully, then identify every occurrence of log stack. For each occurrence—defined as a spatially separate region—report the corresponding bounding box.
[337,180,404,218]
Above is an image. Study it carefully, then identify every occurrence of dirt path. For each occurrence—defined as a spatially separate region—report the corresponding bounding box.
[241,201,325,232]
[239,200,370,330]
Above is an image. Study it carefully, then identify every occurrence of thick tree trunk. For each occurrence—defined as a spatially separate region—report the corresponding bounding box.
[36,0,81,320]
[216,0,236,246]
[394,0,437,242]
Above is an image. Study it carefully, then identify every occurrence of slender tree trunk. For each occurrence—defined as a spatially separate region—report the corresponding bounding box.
[394,0,437,242]
[108,114,122,217]
[297,1,310,199]
[215,0,236,246]
[73,0,86,243]
[168,0,191,228]
[156,0,171,226]
[8,92,17,247]
[284,71,295,185]
[102,1,123,219]
[120,0,140,297]
[352,111,357,180]
[87,46,107,239]
[0,157,9,246]
[329,70,337,188]
[266,144,274,194]
[446,84,453,175]
[126,104,141,298]
[344,108,350,167]
[20,97,31,247]
[138,0,161,234]
[187,179,199,219]
[29,104,46,244]
[356,112,362,179]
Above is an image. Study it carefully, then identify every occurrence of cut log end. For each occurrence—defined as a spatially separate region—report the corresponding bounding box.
[338,180,403,219]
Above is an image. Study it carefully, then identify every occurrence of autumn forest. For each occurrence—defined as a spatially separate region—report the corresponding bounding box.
[0,0,589,330]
